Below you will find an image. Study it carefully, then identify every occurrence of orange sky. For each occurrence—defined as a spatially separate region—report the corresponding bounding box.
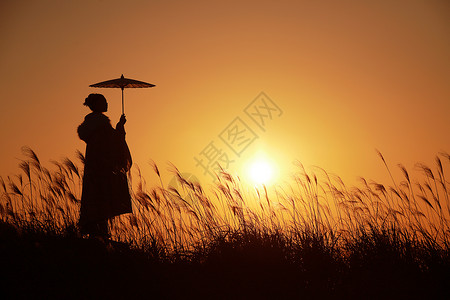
[1,0,449,188]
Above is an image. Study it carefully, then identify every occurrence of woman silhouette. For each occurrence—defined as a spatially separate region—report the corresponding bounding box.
[78,93,132,239]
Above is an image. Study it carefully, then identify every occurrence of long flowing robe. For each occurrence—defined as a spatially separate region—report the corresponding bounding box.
[77,112,132,231]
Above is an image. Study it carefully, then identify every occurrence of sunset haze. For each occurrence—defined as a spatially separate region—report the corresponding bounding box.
[1,0,449,187]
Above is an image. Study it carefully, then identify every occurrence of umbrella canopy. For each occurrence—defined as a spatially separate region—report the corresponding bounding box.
[89,74,155,114]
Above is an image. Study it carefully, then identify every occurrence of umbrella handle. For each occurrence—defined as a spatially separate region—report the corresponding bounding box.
[121,87,124,114]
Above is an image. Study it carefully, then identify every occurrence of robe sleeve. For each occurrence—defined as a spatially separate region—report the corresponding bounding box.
[77,117,91,143]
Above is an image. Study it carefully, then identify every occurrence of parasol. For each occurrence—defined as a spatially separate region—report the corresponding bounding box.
[89,74,155,114]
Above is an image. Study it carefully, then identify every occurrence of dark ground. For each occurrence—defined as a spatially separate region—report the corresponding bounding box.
[1,221,449,300]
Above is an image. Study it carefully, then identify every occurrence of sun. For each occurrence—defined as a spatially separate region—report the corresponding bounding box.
[247,159,275,185]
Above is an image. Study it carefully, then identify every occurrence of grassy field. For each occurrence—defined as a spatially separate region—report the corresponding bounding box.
[1,147,449,299]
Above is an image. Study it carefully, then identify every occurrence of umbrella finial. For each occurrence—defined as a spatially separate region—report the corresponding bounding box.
[121,74,124,79]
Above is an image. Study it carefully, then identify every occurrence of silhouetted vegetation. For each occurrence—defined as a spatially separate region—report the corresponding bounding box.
[1,147,449,299]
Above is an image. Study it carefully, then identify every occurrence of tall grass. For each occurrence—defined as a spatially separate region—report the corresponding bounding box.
[0,147,81,236]
[1,147,449,265]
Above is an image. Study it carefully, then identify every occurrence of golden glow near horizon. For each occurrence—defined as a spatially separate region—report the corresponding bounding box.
[243,151,279,186]
[248,159,274,185]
